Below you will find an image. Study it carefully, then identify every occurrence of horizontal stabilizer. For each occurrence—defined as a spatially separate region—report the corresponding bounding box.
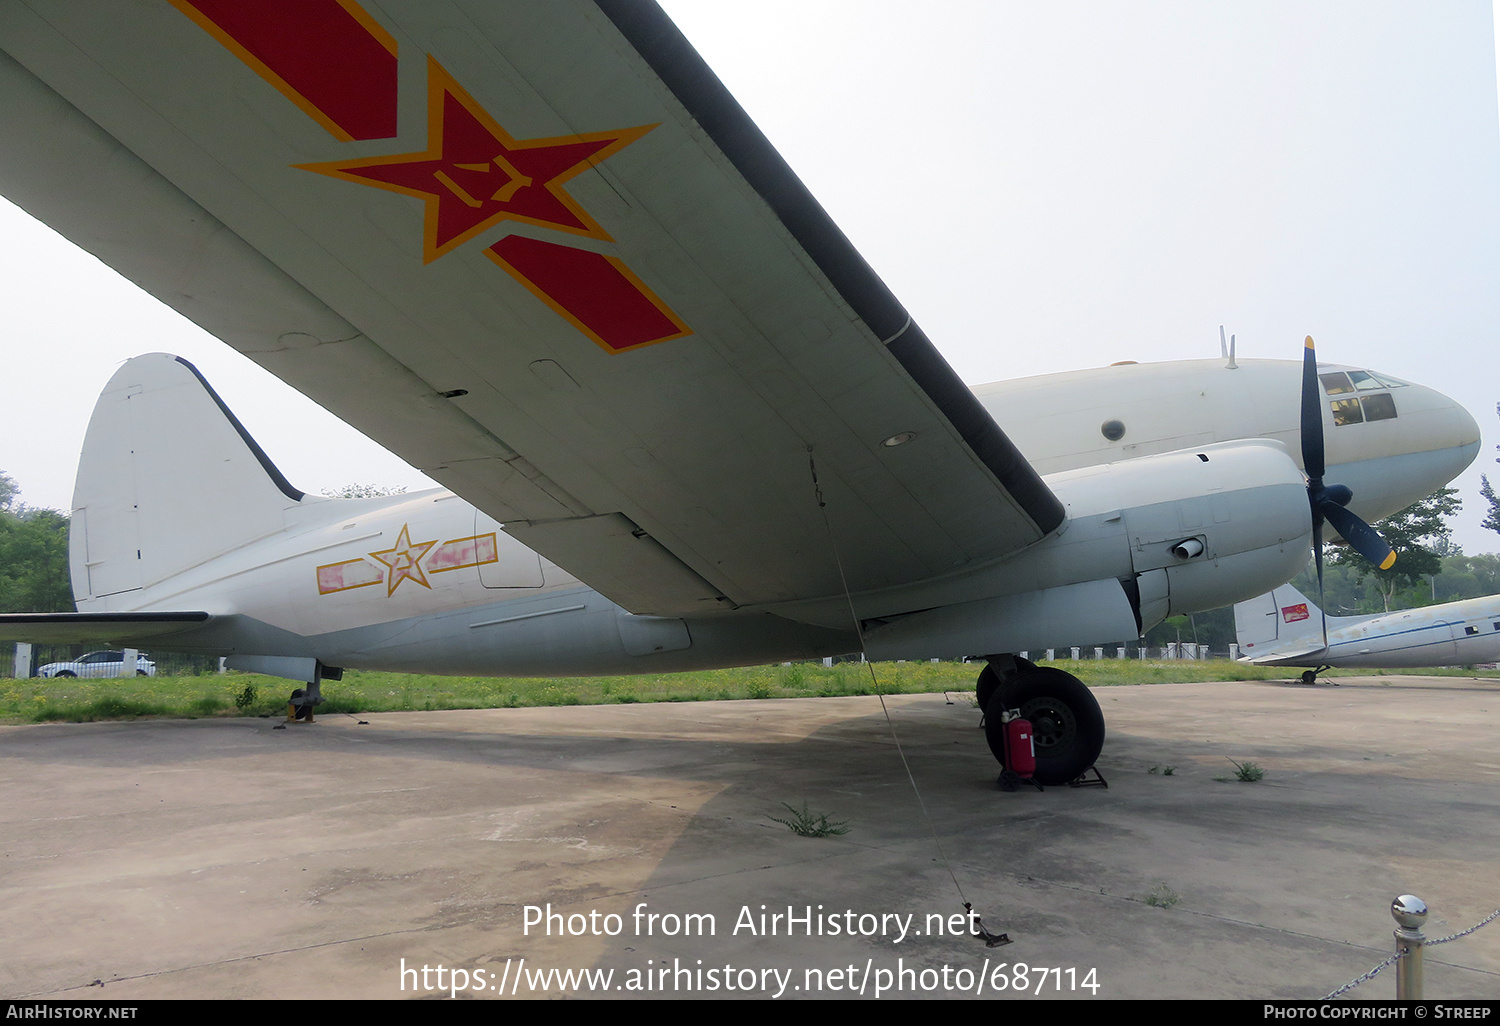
[1239,643,1329,666]
[0,611,212,646]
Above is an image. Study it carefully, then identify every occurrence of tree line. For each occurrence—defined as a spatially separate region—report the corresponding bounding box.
[0,472,72,613]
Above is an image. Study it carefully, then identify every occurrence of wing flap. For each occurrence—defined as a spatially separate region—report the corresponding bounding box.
[0,1,1065,613]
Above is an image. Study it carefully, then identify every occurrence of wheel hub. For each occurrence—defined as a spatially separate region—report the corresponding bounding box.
[1020,698,1076,752]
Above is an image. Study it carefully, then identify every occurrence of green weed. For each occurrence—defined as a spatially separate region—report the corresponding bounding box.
[768,801,849,838]
[1227,758,1264,782]
[1143,884,1180,909]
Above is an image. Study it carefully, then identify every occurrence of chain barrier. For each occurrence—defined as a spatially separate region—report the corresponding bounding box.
[1324,901,1500,1000]
[1428,905,1500,947]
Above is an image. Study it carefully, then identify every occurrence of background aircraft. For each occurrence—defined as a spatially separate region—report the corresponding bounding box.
[0,1,1482,783]
[1235,582,1500,684]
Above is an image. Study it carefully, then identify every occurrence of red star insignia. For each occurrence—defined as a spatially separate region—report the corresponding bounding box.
[368,523,439,596]
[298,57,655,262]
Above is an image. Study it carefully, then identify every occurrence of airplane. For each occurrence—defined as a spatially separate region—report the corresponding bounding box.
[1235,582,1500,684]
[0,1,1481,785]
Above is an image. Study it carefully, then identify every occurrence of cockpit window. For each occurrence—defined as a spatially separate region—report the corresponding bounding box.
[1361,393,1397,421]
[1322,369,1408,395]
[1320,372,1353,395]
[1330,398,1363,425]
[1330,392,1398,426]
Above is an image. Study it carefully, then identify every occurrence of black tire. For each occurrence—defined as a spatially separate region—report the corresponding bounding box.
[976,665,1001,712]
[984,667,1104,785]
[1300,670,1318,685]
[136,669,149,677]
[55,670,76,678]
[975,657,1037,712]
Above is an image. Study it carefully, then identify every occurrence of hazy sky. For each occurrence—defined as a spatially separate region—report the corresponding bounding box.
[2,1,1497,552]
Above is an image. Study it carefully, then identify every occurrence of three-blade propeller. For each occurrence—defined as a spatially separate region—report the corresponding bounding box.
[1301,336,1396,651]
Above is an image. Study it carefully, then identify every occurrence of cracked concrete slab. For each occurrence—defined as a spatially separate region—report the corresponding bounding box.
[2,676,1498,1000]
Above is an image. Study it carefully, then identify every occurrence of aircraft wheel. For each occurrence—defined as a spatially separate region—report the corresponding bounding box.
[976,665,1001,711]
[1300,670,1318,685]
[975,657,1037,711]
[984,668,1104,785]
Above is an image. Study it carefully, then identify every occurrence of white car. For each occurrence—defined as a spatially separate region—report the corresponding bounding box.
[39,650,157,678]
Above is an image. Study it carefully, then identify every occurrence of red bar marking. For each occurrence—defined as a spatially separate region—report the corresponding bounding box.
[427,534,499,573]
[487,236,691,353]
[317,558,384,594]
[174,0,399,141]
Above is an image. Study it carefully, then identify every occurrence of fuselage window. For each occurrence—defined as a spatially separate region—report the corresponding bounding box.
[1360,393,1397,421]
[1466,625,1480,636]
[1330,398,1363,426]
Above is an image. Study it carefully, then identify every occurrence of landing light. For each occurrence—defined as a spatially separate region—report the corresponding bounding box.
[881,432,917,448]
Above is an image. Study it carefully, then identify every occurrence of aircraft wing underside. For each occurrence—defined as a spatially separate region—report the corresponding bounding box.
[0,1,1063,616]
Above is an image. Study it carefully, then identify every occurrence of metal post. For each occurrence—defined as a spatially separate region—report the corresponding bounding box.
[1391,894,1427,1000]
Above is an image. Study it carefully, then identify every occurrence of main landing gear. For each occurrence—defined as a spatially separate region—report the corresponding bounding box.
[977,656,1105,786]
[1300,666,1335,686]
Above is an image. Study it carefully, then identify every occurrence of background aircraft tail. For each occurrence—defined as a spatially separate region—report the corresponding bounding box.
[70,354,307,608]
[1234,582,1326,654]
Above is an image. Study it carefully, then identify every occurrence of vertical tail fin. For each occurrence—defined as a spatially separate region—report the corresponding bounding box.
[1234,582,1325,653]
[71,354,306,607]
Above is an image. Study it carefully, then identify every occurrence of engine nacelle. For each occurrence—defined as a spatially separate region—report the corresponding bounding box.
[1051,439,1313,626]
[862,440,1312,658]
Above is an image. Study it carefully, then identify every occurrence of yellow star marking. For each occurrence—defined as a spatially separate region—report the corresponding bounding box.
[368,523,439,597]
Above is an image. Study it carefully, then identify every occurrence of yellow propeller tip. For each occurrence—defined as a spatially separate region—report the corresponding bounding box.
[1379,552,1397,570]
[1304,335,1315,349]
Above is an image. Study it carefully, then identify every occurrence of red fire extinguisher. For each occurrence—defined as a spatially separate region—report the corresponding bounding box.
[1001,709,1037,783]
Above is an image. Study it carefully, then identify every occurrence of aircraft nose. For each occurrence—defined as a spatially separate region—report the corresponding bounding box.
[1320,372,1480,526]
[1405,380,1481,452]
[1453,391,1482,448]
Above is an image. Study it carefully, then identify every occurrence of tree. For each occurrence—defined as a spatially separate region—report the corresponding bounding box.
[1327,487,1461,611]
[320,483,408,499]
[0,474,73,613]
[1482,404,1499,539]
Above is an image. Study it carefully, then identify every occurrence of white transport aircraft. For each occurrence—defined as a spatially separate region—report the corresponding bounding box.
[1235,583,1500,685]
[0,2,1481,782]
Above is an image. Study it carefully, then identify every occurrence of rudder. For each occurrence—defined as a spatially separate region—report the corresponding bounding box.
[71,354,305,608]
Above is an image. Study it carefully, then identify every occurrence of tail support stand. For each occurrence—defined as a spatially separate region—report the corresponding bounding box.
[964,903,1011,948]
[285,681,321,723]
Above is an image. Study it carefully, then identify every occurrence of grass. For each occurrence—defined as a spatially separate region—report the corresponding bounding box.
[768,800,849,837]
[1,658,1495,724]
[1224,758,1265,782]
[1143,884,1181,909]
